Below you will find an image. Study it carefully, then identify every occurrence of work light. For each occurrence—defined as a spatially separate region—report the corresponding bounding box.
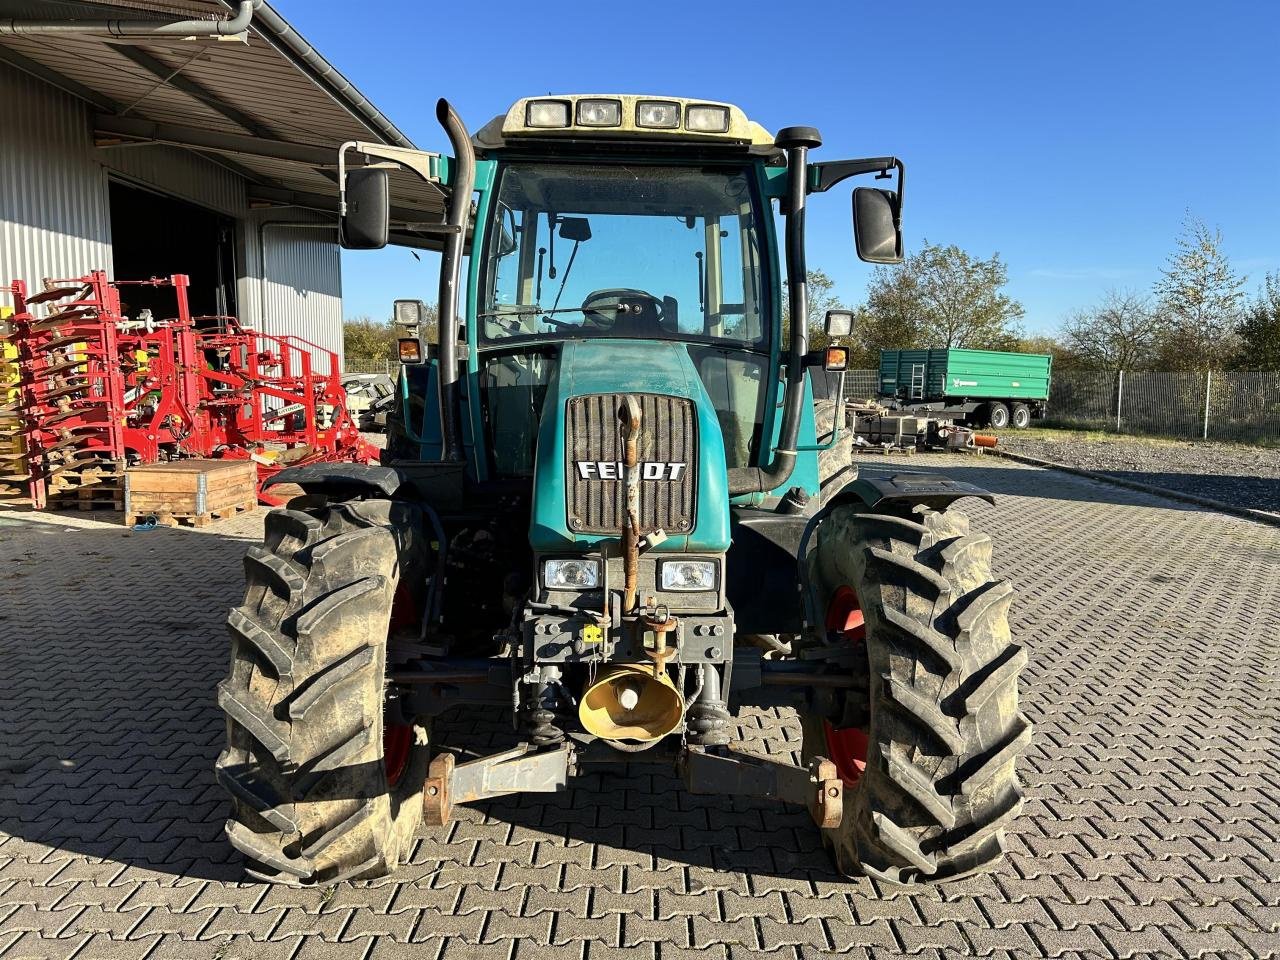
[685,104,730,133]
[636,100,680,129]
[544,558,600,590]
[659,559,718,592]
[576,98,622,127]
[526,99,570,128]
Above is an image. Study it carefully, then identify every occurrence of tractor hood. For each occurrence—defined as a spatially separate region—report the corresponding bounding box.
[529,340,731,553]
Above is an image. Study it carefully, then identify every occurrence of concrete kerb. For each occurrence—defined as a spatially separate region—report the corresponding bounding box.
[990,447,1280,528]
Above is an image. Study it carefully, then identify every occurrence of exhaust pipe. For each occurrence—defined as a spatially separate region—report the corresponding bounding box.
[727,126,823,497]
[435,99,475,463]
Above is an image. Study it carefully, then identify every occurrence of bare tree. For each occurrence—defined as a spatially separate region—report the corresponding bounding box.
[1060,289,1163,371]
[1154,212,1246,370]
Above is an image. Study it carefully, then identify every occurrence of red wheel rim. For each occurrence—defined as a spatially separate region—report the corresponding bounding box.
[384,582,420,787]
[823,587,869,788]
[383,724,412,787]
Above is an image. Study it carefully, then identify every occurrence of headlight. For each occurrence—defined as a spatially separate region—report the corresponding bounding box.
[576,98,621,127]
[636,100,680,129]
[659,559,718,592]
[685,104,730,133]
[526,99,570,128]
[544,558,600,590]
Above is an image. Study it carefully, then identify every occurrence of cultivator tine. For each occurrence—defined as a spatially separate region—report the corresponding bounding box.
[24,286,86,304]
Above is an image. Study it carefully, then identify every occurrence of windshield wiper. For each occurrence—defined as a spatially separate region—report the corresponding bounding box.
[476,304,620,319]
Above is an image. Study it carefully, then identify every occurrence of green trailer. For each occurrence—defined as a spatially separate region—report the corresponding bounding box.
[878,347,1052,428]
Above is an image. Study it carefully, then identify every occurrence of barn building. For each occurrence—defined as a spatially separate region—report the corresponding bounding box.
[0,0,442,364]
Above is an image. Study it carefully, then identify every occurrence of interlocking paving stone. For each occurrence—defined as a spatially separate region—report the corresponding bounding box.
[3,453,1280,957]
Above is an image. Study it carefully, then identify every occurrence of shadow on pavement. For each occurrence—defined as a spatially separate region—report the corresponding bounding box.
[0,514,844,886]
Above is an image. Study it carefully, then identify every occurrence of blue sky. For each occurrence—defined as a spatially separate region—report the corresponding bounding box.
[276,0,1280,335]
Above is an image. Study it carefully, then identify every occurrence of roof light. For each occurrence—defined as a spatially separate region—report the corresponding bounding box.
[526,99,570,128]
[686,104,730,133]
[576,98,622,127]
[636,100,680,129]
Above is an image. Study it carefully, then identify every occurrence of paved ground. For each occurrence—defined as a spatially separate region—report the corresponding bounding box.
[2,453,1279,960]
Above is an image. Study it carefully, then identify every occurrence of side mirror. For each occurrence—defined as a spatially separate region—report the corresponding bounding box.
[852,187,902,264]
[825,309,855,337]
[559,216,592,242]
[340,168,390,250]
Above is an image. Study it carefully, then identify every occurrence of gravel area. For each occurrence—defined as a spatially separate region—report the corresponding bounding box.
[995,430,1280,514]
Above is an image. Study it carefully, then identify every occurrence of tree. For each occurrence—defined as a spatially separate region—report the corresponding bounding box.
[1153,213,1246,370]
[782,269,849,351]
[1236,272,1280,371]
[343,316,399,359]
[343,304,439,360]
[863,241,1024,350]
[1059,289,1163,371]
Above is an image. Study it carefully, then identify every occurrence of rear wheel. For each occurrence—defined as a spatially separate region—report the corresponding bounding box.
[1010,403,1031,429]
[216,496,431,884]
[801,503,1029,883]
[986,402,1011,429]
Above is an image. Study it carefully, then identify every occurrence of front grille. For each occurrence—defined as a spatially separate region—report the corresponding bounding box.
[565,393,697,535]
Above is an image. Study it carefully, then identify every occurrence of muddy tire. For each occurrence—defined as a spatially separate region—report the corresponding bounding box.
[215,497,431,884]
[802,503,1029,883]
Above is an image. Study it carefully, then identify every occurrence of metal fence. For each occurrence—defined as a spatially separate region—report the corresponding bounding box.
[348,358,1280,444]
[344,358,396,376]
[842,366,1280,443]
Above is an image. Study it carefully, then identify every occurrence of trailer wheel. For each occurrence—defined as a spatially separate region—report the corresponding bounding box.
[986,402,1010,429]
[216,497,432,884]
[1010,403,1031,429]
[800,503,1029,883]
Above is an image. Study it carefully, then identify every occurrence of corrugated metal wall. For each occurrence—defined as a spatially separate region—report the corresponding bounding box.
[0,62,111,288]
[244,210,343,366]
[0,61,346,365]
[101,143,244,219]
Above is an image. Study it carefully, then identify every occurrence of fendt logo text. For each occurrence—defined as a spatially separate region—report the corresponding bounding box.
[575,461,687,481]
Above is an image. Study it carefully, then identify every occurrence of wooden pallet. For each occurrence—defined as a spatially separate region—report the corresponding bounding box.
[125,498,257,528]
[47,460,125,511]
[854,444,917,456]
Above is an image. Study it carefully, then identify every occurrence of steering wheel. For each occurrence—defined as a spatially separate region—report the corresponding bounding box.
[580,288,666,332]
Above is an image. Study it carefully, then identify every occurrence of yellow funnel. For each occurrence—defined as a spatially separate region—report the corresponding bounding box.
[579,664,684,743]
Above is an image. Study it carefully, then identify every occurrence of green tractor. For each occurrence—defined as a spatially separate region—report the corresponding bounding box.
[216,95,1029,885]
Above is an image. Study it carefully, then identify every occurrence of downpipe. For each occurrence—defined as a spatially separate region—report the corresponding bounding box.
[727,127,823,497]
[1,0,260,36]
[436,99,475,463]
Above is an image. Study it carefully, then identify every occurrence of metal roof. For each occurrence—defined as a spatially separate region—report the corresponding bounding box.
[0,0,446,247]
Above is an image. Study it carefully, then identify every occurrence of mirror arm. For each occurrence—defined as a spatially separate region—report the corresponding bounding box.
[807,156,900,193]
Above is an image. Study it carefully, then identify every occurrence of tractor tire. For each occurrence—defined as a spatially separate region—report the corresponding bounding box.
[1011,403,1031,429]
[986,402,1011,429]
[215,497,432,885]
[801,503,1029,883]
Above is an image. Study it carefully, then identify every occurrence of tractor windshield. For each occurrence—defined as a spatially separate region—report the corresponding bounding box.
[479,162,769,349]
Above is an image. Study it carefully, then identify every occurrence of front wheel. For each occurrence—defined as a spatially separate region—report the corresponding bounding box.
[216,497,432,884]
[801,503,1030,883]
[986,402,1011,429]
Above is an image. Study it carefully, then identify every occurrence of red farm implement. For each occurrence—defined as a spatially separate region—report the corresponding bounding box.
[1,271,377,509]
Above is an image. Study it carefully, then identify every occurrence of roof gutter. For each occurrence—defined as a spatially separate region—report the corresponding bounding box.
[0,0,261,36]
[247,2,417,150]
